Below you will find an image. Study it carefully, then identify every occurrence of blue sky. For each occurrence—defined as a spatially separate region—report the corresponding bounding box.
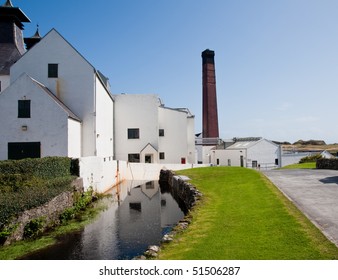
[16,0,338,144]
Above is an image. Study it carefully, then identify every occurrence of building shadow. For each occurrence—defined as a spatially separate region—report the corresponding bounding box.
[319,176,338,184]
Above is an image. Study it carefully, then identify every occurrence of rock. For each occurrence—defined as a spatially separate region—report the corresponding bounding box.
[161,234,174,243]
[144,246,160,258]
[133,255,147,260]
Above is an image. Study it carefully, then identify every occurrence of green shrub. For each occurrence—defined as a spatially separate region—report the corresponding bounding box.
[59,188,94,224]
[23,218,46,239]
[299,154,322,164]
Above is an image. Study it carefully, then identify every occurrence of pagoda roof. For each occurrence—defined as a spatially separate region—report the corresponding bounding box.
[0,0,31,29]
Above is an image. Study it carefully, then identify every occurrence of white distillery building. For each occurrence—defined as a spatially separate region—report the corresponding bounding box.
[0,2,195,164]
[0,28,114,159]
[208,138,282,170]
[113,94,195,164]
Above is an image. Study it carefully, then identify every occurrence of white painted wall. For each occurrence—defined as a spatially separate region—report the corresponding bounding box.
[113,94,160,161]
[0,74,71,159]
[0,75,10,92]
[246,140,280,169]
[79,156,119,193]
[95,75,114,157]
[10,29,96,156]
[159,107,189,164]
[187,115,196,163]
[68,118,81,158]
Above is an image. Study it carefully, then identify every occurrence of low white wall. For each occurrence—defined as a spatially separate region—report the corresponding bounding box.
[79,157,119,193]
[127,163,208,181]
[79,156,208,193]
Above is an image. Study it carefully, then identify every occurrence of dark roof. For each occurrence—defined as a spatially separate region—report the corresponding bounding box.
[0,43,22,74]
[0,1,30,29]
[24,26,42,50]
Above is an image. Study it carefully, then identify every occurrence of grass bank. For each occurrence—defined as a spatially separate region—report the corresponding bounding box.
[158,167,338,260]
[281,162,316,169]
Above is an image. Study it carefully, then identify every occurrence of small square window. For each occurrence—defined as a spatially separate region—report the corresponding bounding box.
[159,152,165,160]
[48,64,58,78]
[159,129,164,137]
[18,100,31,118]
[128,128,139,139]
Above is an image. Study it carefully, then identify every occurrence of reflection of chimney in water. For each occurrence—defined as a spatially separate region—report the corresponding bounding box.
[202,49,219,139]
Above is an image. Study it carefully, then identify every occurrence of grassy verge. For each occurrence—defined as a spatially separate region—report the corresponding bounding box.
[281,162,316,169]
[158,167,338,260]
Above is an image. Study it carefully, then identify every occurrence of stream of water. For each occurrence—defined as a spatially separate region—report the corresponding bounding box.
[21,180,185,260]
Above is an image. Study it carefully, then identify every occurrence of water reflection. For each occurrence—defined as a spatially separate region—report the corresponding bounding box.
[21,180,185,260]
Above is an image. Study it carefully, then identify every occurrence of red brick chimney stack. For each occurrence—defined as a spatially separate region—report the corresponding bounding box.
[202,49,219,139]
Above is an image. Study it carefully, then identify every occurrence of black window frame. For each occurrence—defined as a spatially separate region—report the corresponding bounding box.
[48,63,58,78]
[159,152,165,160]
[159,129,165,137]
[18,100,31,118]
[128,128,140,139]
[128,153,140,163]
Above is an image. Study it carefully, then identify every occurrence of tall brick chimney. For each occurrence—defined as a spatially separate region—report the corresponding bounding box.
[202,49,219,139]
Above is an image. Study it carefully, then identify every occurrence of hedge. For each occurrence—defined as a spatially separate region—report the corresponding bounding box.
[316,158,338,170]
[0,157,73,179]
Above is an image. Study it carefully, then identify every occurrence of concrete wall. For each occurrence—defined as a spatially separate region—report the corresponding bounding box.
[0,74,70,159]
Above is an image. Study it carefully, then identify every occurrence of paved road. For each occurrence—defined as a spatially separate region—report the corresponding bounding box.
[263,169,338,247]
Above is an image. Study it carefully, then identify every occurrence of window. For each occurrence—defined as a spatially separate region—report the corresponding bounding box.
[128,153,140,162]
[48,64,58,78]
[159,129,164,137]
[128,128,139,139]
[159,152,165,160]
[18,100,31,118]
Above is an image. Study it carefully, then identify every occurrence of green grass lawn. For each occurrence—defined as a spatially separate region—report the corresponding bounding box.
[281,162,316,169]
[158,167,338,260]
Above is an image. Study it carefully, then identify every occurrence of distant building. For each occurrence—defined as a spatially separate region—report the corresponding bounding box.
[208,137,282,170]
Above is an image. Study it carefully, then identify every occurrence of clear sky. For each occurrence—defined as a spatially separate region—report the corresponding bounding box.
[15,0,338,144]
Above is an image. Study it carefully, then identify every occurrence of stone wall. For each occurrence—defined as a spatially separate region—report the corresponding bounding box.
[159,169,202,210]
[4,178,83,245]
[317,158,338,170]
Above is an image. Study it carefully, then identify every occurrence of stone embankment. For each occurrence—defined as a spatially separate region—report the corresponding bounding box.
[4,178,83,245]
[135,169,202,259]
